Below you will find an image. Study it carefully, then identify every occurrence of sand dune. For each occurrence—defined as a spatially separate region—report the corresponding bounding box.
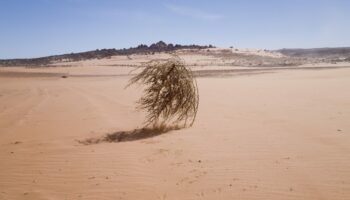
[0,65,350,199]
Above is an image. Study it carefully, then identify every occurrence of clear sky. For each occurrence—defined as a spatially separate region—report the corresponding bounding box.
[1,0,350,58]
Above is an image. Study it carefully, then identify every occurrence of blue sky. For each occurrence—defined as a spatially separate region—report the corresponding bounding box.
[1,0,350,58]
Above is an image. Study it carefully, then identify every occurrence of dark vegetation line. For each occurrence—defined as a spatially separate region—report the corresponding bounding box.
[277,47,350,58]
[2,42,350,67]
[0,41,214,67]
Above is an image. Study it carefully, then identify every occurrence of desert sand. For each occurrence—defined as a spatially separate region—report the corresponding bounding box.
[0,54,350,199]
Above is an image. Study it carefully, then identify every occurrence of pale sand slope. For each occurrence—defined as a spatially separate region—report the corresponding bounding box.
[0,68,349,200]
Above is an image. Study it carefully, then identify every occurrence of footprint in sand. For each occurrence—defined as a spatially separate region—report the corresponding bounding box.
[176,169,207,185]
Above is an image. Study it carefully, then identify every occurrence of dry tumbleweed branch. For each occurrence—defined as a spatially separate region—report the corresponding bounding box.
[127,57,199,127]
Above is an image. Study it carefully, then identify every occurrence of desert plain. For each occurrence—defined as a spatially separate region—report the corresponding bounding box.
[0,48,350,199]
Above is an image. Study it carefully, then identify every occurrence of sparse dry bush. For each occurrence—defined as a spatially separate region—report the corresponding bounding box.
[127,57,199,127]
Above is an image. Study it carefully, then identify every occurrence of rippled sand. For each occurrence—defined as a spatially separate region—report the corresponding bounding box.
[0,64,349,200]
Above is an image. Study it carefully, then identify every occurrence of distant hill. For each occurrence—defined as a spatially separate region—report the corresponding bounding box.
[0,41,214,67]
[278,47,350,58]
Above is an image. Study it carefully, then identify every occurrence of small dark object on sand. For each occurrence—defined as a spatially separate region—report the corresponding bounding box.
[61,75,68,78]
[13,141,22,145]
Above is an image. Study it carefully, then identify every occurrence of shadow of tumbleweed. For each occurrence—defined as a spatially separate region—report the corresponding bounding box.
[78,125,181,145]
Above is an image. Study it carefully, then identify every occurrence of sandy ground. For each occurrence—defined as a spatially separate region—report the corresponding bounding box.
[0,65,350,200]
